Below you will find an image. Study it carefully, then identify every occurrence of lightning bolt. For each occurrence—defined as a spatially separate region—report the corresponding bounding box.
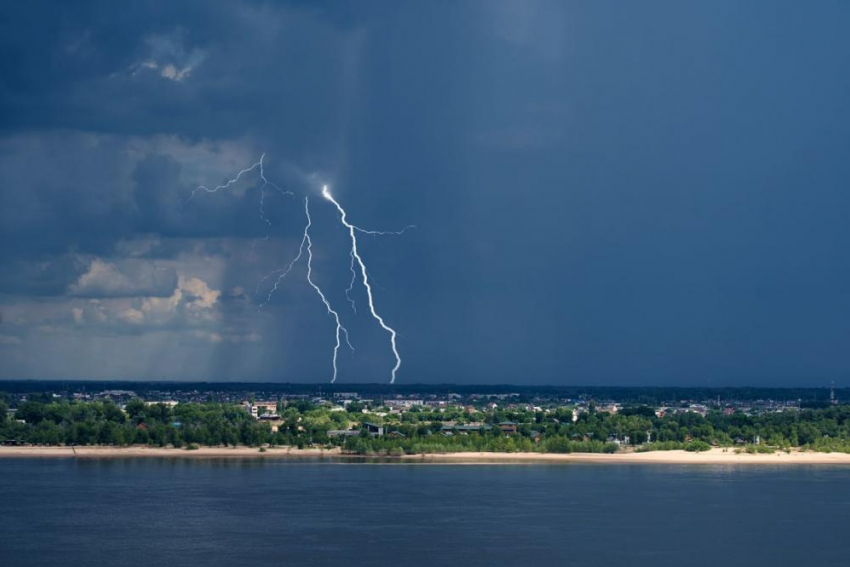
[186,153,262,203]
[253,154,294,256]
[192,154,408,384]
[184,153,293,256]
[322,185,402,384]
[344,226,415,313]
[258,197,353,383]
[345,251,358,313]
[303,198,353,383]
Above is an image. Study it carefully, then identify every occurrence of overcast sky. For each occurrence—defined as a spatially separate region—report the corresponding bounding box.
[1,1,848,386]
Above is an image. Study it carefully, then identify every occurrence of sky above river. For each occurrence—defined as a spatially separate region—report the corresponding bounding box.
[1,1,848,385]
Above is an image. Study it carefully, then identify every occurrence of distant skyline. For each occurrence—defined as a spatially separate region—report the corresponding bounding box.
[1,1,849,386]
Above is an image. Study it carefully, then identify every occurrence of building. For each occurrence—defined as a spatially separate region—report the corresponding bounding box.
[242,402,258,418]
[258,414,282,432]
[363,422,385,437]
[499,422,518,435]
[241,401,278,419]
[145,400,179,408]
[254,401,278,415]
[334,392,360,400]
[440,423,491,435]
[385,399,424,408]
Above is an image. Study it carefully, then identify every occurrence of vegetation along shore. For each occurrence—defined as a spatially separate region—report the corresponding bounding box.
[4,393,850,463]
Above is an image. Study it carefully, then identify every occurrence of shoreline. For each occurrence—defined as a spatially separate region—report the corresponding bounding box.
[2,446,850,464]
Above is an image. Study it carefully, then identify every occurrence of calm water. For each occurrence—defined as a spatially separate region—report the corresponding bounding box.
[1,458,848,566]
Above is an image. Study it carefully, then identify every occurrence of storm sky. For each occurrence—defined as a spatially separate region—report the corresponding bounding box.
[1,1,848,385]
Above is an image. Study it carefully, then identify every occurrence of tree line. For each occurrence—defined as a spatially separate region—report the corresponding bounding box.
[2,395,850,454]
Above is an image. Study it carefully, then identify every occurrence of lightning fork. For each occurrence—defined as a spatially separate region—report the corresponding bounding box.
[259,197,353,383]
[321,185,402,384]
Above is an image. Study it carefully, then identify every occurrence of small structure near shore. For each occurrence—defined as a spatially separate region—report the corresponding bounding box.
[363,422,385,437]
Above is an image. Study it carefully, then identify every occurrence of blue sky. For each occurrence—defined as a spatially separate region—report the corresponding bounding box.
[1,1,848,385]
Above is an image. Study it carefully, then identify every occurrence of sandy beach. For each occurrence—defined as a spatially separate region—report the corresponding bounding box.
[2,445,850,464]
[400,449,850,465]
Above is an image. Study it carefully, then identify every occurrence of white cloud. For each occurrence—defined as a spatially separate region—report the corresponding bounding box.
[180,276,219,311]
[129,32,207,83]
[68,258,178,298]
[137,275,220,325]
[118,308,145,324]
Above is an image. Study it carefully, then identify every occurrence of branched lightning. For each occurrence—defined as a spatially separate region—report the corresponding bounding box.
[187,153,261,203]
[343,226,414,313]
[322,185,402,384]
[193,154,408,384]
[257,234,306,309]
[258,197,353,383]
[354,225,417,236]
[303,198,353,383]
[183,153,293,256]
[253,154,294,255]
[345,250,358,313]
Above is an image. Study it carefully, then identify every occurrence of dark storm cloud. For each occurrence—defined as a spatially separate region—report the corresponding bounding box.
[0,132,309,275]
[0,0,360,262]
[0,0,363,146]
[131,152,312,240]
[1,1,849,385]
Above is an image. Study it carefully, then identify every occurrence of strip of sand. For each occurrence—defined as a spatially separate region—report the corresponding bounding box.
[400,449,850,465]
[2,446,850,464]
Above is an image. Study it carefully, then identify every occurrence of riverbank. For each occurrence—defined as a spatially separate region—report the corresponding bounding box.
[3,445,850,464]
[401,448,850,465]
[0,446,343,459]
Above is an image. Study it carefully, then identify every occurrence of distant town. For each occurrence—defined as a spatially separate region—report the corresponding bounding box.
[1,381,848,455]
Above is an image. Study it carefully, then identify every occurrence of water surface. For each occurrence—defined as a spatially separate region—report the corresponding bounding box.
[1,459,846,566]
